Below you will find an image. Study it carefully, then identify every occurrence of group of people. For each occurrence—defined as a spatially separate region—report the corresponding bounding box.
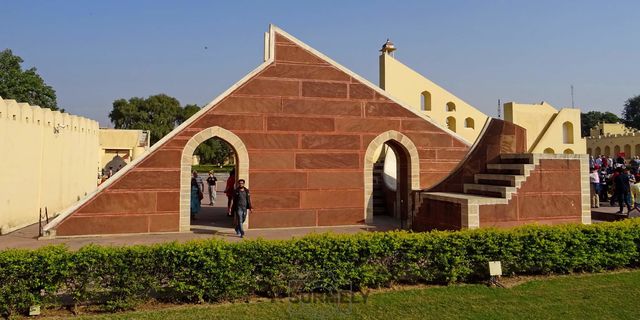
[589,154,640,215]
[190,169,252,238]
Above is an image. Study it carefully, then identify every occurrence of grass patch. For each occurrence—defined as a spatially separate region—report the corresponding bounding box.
[191,165,234,173]
[58,270,640,319]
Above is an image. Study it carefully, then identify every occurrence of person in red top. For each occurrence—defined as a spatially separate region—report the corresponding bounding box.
[224,169,236,217]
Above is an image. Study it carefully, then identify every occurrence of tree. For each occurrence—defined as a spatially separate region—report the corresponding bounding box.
[581,111,621,137]
[622,95,640,130]
[108,94,182,144]
[0,49,58,109]
[178,103,201,124]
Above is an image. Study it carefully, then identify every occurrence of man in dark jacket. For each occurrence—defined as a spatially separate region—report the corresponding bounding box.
[231,179,252,238]
[614,167,633,214]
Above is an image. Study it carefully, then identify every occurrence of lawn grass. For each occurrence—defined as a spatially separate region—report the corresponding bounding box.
[65,270,640,319]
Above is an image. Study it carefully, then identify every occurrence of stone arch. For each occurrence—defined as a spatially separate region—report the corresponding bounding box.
[544,148,555,154]
[364,130,420,224]
[563,148,574,154]
[605,146,611,156]
[464,117,475,129]
[624,144,631,158]
[420,91,431,111]
[562,121,574,144]
[595,146,601,155]
[614,145,621,156]
[635,145,640,157]
[180,126,249,231]
[447,116,456,132]
[446,102,456,112]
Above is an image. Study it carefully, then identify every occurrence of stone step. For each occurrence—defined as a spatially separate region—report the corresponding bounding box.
[486,163,532,175]
[463,183,515,198]
[500,153,534,164]
[474,173,524,187]
[419,192,509,205]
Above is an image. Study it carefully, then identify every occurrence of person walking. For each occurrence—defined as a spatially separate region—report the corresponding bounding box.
[589,167,600,208]
[206,171,217,206]
[614,167,633,214]
[224,169,236,217]
[631,176,640,216]
[190,171,203,219]
[231,179,252,238]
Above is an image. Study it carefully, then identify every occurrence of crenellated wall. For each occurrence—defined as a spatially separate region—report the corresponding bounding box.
[0,97,100,234]
[586,122,640,159]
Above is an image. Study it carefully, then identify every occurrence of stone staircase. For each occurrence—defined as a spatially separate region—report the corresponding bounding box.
[372,161,387,215]
[462,154,536,200]
[416,154,538,229]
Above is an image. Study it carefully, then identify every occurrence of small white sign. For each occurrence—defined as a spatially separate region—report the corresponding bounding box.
[489,261,502,276]
[29,305,41,316]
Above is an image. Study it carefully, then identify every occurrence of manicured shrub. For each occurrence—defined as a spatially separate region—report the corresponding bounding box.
[2,219,640,316]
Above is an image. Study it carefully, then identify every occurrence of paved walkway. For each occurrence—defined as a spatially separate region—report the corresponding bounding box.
[4,189,636,251]
[0,190,400,250]
[591,199,640,221]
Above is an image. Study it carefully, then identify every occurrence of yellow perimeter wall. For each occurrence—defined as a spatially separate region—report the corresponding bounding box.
[0,98,100,234]
[504,102,585,154]
[379,53,488,144]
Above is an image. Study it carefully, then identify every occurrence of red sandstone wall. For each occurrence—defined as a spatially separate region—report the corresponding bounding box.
[54,32,469,236]
[413,200,462,231]
[479,159,583,227]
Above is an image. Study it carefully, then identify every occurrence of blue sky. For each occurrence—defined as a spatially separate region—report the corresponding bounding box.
[1,0,638,126]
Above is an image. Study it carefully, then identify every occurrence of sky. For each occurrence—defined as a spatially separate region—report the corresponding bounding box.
[1,0,639,126]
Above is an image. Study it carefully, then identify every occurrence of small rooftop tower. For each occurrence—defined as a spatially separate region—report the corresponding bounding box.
[380,39,396,57]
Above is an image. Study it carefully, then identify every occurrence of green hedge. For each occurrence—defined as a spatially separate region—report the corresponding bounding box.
[191,164,234,173]
[2,219,640,316]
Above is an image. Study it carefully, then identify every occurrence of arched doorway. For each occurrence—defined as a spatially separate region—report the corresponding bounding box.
[624,144,631,159]
[180,127,249,232]
[364,131,420,229]
[605,146,611,156]
[595,146,601,155]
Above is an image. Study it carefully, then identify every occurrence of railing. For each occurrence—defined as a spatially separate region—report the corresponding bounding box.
[38,207,50,238]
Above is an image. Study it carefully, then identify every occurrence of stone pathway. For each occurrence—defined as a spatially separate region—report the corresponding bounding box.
[5,187,632,251]
[0,190,400,251]
[591,200,640,222]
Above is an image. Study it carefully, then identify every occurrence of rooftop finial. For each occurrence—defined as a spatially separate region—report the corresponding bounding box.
[380,39,396,56]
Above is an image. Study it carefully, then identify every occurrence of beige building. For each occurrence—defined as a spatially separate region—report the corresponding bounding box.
[378,40,585,154]
[379,41,487,144]
[0,97,150,234]
[504,102,585,154]
[587,122,640,159]
[99,128,150,176]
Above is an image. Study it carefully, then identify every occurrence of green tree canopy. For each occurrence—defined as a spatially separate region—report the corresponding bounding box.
[581,111,621,137]
[622,95,640,130]
[178,103,201,124]
[108,94,182,144]
[0,49,58,110]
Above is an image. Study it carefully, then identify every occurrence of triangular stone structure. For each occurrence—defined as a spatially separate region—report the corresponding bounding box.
[43,25,475,237]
